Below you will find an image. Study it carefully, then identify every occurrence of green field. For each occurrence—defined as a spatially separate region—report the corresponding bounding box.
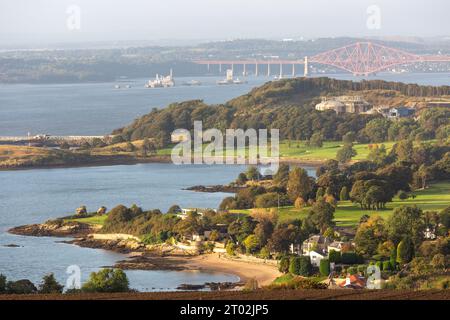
[279,140,397,161]
[66,214,108,226]
[231,182,450,227]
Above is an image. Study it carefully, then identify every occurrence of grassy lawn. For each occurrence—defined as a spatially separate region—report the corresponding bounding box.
[231,182,450,227]
[66,214,108,226]
[279,140,397,161]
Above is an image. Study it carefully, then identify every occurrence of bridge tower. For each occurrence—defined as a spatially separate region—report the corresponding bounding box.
[304,56,309,77]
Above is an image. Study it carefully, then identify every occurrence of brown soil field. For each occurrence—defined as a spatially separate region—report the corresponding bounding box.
[0,289,449,300]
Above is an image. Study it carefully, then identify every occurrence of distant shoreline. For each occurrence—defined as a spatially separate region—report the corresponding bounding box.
[0,155,324,171]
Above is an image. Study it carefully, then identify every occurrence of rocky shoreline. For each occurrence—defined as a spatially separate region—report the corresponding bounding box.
[9,221,99,238]
[8,222,245,290]
[183,184,244,193]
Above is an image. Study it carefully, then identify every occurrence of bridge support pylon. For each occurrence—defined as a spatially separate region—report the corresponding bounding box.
[304,56,309,77]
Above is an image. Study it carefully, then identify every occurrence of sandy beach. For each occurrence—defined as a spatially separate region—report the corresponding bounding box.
[179,253,282,287]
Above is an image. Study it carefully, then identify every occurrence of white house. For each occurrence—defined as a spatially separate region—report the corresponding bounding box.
[309,250,326,267]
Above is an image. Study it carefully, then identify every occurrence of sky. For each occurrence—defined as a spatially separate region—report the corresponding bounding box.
[0,0,449,46]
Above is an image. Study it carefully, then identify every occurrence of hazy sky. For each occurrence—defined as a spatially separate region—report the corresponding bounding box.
[0,0,449,46]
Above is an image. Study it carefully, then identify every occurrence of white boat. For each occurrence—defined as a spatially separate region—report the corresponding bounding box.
[145,69,175,88]
[182,80,202,86]
[217,69,246,85]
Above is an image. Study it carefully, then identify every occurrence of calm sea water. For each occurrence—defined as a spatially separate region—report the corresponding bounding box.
[0,73,448,291]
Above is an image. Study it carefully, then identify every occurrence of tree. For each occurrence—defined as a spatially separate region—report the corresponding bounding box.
[396,238,414,265]
[316,187,325,200]
[287,167,313,202]
[342,131,356,144]
[354,216,386,256]
[430,253,446,270]
[328,250,341,264]
[246,166,260,181]
[226,242,236,256]
[273,163,290,188]
[294,197,306,209]
[82,268,129,293]
[387,206,425,247]
[236,172,248,185]
[389,247,397,270]
[278,256,290,273]
[289,257,301,275]
[339,186,349,201]
[255,192,283,208]
[394,139,414,162]
[0,274,6,293]
[417,164,430,189]
[367,144,387,165]
[336,143,357,164]
[38,273,64,294]
[309,199,335,233]
[167,204,182,214]
[319,258,331,276]
[243,235,260,254]
[6,280,37,294]
[289,256,312,276]
[309,132,323,148]
[364,118,390,143]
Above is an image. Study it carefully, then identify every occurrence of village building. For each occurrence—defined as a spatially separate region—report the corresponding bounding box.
[315,96,372,114]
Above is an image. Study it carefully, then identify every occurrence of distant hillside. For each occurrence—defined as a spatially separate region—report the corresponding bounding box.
[112,77,450,144]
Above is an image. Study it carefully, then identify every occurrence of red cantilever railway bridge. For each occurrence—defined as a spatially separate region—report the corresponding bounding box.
[194,42,450,76]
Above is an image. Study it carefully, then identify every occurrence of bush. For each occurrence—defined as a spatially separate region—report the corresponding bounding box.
[259,246,271,259]
[0,274,6,293]
[328,249,341,263]
[341,252,363,265]
[278,256,290,273]
[38,273,64,294]
[347,266,357,275]
[319,258,330,276]
[81,268,129,293]
[167,205,181,214]
[289,256,312,276]
[226,242,236,256]
[397,190,408,200]
[6,279,37,294]
[357,265,367,274]
[382,260,391,271]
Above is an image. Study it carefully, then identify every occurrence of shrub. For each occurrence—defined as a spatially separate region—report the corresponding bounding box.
[0,274,6,293]
[278,256,290,273]
[226,242,236,256]
[375,261,383,271]
[259,246,271,259]
[397,190,408,200]
[81,268,129,293]
[382,260,391,271]
[289,257,301,275]
[328,250,341,263]
[38,273,64,294]
[347,266,357,275]
[341,252,363,264]
[243,278,259,291]
[319,259,330,276]
[294,197,306,209]
[290,256,312,276]
[357,265,367,274]
[340,186,349,201]
[6,279,37,294]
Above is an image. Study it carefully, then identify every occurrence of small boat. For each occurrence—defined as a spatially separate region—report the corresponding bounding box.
[182,80,202,86]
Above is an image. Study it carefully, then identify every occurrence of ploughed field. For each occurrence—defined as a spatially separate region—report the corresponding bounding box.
[1,289,449,300]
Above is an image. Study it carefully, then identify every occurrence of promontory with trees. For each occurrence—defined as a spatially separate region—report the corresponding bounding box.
[1,77,449,169]
[5,77,450,292]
